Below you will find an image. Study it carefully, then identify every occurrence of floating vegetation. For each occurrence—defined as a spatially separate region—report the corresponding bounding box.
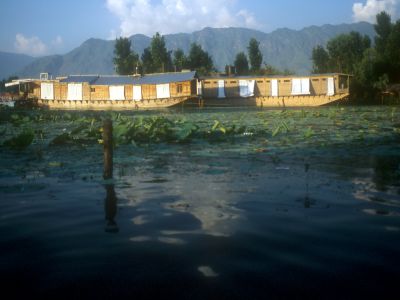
[0,107,399,153]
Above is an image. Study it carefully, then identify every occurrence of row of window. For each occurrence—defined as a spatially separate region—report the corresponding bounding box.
[89,84,183,93]
[204,78,330,84]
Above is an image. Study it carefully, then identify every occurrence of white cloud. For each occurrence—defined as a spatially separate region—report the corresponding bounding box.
[14,33,48,56]
[14,34,64,56]
[353,0,399,22]
[106,0,262,37]
[51,35,63,47]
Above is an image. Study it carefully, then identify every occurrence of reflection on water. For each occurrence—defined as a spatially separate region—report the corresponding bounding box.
[104,184,118,233]
[0,107,400,298]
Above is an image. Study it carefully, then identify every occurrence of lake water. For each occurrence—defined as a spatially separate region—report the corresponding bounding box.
[0,106,399,299]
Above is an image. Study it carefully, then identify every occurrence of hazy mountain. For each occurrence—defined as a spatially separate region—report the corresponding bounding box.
[15,22,375,78]
[0,51,35,79]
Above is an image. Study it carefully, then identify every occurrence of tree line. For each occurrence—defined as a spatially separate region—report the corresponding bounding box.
[229,38,294,76]
[312,12,400,101]
[114,32,214,76]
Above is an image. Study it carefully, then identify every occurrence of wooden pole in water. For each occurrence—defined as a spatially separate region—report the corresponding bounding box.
[102,119,119,233]
[103,119,113,180]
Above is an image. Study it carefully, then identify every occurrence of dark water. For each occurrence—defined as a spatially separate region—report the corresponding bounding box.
[0,107,399,299]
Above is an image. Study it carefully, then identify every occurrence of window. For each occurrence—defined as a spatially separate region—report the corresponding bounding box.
[177,84,183,94]
[257,80,263,83]
[230,81,236,83]
[312,79,319,81]
[284,80,290,83]
[90,87,96,92]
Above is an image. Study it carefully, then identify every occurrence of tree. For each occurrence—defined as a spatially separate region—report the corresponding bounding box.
[234,52,249,75]
[374,11,393,55]
[385,20,400,81]
[247,38,263,73]
[150,32,171,73]
[326,31,370,74]
[113,37,139,75]
[141,47,154,74]
[187,43,214,75]
[173,48,188,71]
[311,45,330,74]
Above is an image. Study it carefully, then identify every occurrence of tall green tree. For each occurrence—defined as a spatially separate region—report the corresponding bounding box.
[187,43,214,75]
[173,48,188,71]
[326,31,370,74]
[311,45,330,74]
[234,52,249,75]
[247,38,263,73]
[386,20,400,81]
[141,47,154,74]
[113,37,139,75]
[374,11,393,55]
[150,32,171,73]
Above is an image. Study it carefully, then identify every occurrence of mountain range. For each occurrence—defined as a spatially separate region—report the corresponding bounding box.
[1,22,375,79]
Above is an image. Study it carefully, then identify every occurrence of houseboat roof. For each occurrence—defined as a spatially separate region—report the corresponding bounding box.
[60,71,197,85]
[202,73,350,80]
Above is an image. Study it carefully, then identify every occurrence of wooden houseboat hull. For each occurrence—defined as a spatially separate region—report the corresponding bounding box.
[37,96,197,110]
[191,93,349,107]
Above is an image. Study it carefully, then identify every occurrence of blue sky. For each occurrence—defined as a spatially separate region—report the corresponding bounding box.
[0,0,398,56]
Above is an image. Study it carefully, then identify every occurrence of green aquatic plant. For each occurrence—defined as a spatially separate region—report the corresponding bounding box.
[3,129,34,150]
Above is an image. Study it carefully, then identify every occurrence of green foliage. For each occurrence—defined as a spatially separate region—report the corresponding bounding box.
[326,31,371,74]
[150,33,172,73]
[187,43,214,75]
[3,129,34,150]
[1,108,399,154]
[234,52,249,75]
[247,38,263,73]
[113,37,139,75]
[311,12,400,102]
[374,12,393,55]
[311,46,329,74]
[173,48,188,72]
[141,47,154,74]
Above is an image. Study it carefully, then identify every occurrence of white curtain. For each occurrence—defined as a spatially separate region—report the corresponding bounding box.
[217,80,225,98]
[197,80,202,95]
[291,78,310,95]
[291,79,302,95]
[156,83,170,99]
[109,85,125,100]
[239,80,255,98]
[327,77,335,96]
[271,79,278,97]
[133,85,142,101]
[67,83,83,100]
[40,82,54,100]
[301,78,310,94]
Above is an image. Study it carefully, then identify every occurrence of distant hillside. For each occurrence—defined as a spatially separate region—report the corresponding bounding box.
[16,22,375,78]
[0,52,35,79]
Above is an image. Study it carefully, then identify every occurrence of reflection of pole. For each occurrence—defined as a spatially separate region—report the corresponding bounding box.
[103,119,113,180]
[103,119,118,233]
[304,163,310,208]
[105,184,118,233]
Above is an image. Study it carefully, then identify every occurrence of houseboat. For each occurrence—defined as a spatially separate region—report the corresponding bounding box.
[198,73,351,107]
[5,72,350,109]
[6,71,198,110]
